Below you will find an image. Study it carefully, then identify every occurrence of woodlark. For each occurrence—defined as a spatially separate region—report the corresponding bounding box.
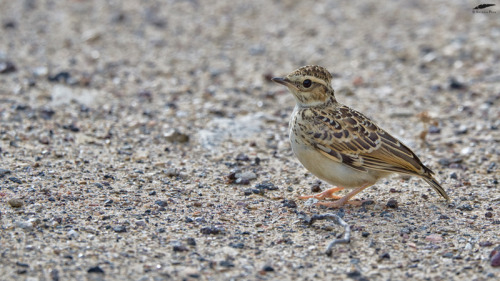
[272,65,449,208]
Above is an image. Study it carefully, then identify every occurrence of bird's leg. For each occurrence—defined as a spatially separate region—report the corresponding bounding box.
[298,187,344,200]
[316,183,373,208]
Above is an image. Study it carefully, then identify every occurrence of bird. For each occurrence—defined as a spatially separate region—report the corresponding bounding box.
[271,65,449,208]
[473,4,495,9]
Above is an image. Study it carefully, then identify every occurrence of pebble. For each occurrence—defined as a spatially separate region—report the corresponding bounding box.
[282,199,297,208]
[491,246,500,267]
[425,234,443,243]
[9,177,22,184]
[87,266,105,274]
[113,225,127,233]
[262,265,274,272]
[186,237,196,246]
[8,198,23,208]
[386,199,398,209]
[234,171,257,184]
[200,226,223,235]
[0,60,16,74]
[67,229,79,238]
[0,168,11,177]
[165,129,189,143]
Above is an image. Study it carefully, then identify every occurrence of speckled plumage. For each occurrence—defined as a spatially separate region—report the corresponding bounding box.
[272,65,449,207]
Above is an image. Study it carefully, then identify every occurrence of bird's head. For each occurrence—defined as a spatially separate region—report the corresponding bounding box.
[272,65,336,107]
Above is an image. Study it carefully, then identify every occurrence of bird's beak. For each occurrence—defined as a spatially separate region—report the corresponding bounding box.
[271,77,294,88]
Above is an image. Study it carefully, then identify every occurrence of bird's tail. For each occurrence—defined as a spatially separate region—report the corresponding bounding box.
[423,176,450,201]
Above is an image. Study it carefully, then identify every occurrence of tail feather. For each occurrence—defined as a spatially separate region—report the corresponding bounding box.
[423,176,449,201]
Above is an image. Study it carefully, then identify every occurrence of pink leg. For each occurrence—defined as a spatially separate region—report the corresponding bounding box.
[298,187,344,200]
[316,183,373,208]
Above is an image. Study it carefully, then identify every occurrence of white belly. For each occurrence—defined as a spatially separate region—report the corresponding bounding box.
[290,134,386,188]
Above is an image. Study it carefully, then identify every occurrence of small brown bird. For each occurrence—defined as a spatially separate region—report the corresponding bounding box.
[272,65,449,208]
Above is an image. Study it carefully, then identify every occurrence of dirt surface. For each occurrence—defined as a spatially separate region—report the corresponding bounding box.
[1,1,499,280]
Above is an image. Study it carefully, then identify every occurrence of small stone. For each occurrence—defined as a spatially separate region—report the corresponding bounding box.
[282,199,297,208]
[485,212,493,218]
[425,234,443,243]
[87,266,105,274]
[379,253,390,260]
[234,171,257,185]
[386,199,398,208]
[455,125,468,135]
[173,244,189,252]
[479,241,493,247]
[262,265,274,272]
[255,181,278,191]
[229,242,244,249]
[8,198,23,208]
[428,125,441,134]
[0,168,11,177]
[491,246,500,267]
[48,71,71,83]
[9,177,22,184]
[200,226,223,235]
[186,237,196,246]
[219,260,234,268]
[113,225,127,233]
[449,77,466,90]
[450,172,458,179]
[235,153,250,161]
[155,200,168,207]
[361,232,370,237]
[165,129,189,143]
[457,204,473,211]
[67,229,79,238]
[311,181,322,192]
[0,60,16,74]
[164,168,179,177]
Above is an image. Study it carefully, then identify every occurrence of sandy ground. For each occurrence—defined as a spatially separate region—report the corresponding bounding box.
[1,0,499,280]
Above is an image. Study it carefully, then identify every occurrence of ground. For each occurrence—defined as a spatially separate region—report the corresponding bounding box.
[0,1,499,280]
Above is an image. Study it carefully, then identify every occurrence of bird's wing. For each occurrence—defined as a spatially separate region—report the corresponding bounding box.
[297,105,430,176]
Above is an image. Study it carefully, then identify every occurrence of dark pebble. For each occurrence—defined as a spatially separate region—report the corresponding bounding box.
[9,177,22,184]
[62,123,80,132]
[16,262,29,267]
[449,77,466,90]
[282,199,297,208]
[457,204,473,211]
[149,191,156,196]
[219,260,234,268]
[479,241,493,247]
[185,217,194,223]
[386,199,398,208]
[87,266,105,274]
[50,269,59,281]
[0,60,16,74]
[485,212,493,218]
[0,168,11,177]
[186,237,196,246]
[113,225,127,233]
[491,247,500,267]
[428,125,441,134]
[450,172,458,179]
[347,270,361,278]
[379,253,390,260]
[229,242,245,249]
[361,232,370,237]
[487,162,496,174]
[235,153,250,161]
[262,265,274,272]
[439,215,450,219]
[311,181,322,192]
[173,245,189,252]
[362,200,375,206]
[155,200,168,207]
[421,194,429,200]
[48,71,71,83]
[442,252,453,258]
[255,181,278,191]
[200,226,223,235]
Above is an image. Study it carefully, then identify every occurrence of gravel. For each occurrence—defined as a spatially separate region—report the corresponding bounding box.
[1,0,499,280]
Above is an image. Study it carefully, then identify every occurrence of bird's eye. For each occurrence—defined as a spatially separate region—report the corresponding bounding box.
[302,79,312,88]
